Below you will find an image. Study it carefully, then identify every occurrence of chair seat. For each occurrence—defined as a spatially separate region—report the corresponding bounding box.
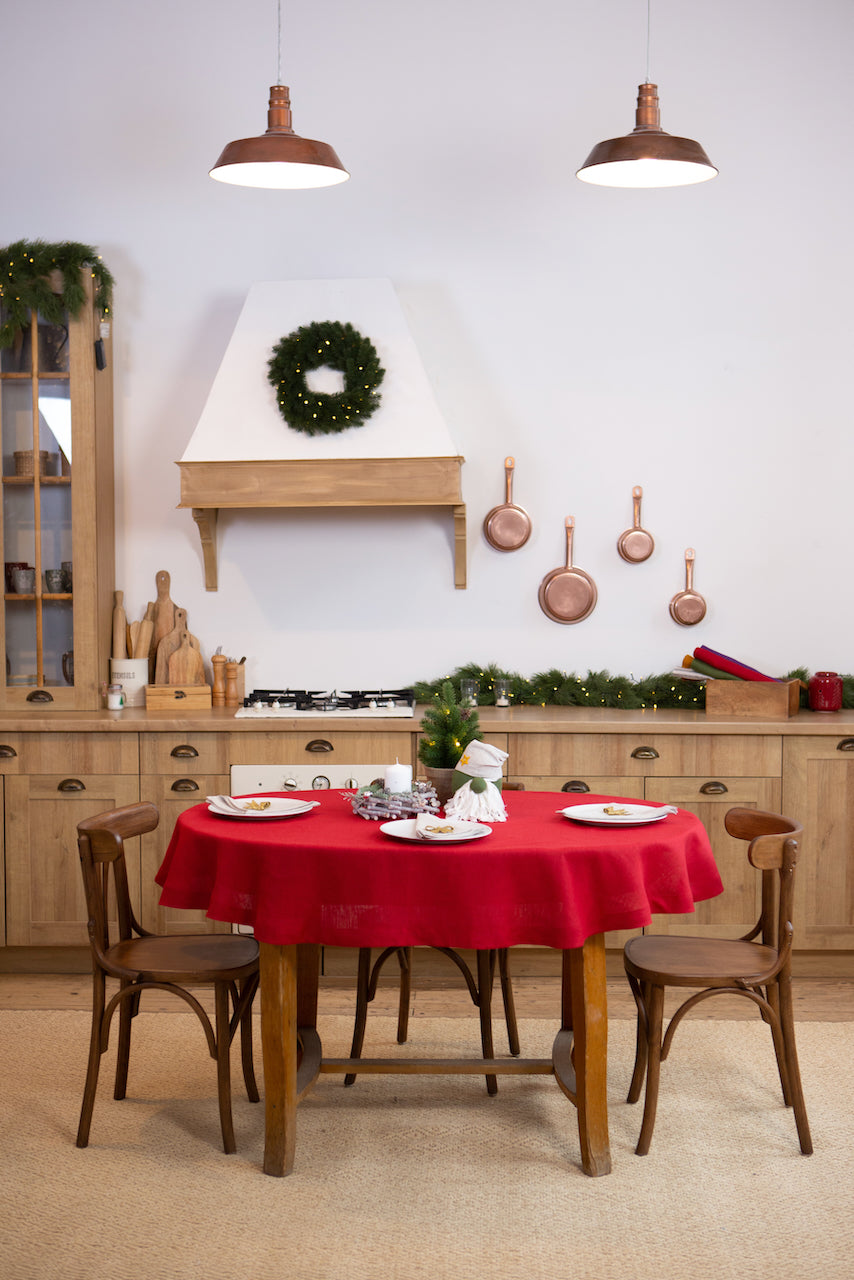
[107,933,259,983]
[624,933,778,986]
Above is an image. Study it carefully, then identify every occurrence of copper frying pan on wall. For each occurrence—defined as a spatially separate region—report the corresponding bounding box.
[483,456,532,551]
[617,485,654,563]
[538,517,598,624]
[669,548,707,625]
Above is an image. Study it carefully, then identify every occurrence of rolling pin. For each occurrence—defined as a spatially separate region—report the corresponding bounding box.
[112,591,127,660]
[134,602,155,660]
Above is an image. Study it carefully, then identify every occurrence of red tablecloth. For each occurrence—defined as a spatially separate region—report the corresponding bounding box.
[156,790,722,951]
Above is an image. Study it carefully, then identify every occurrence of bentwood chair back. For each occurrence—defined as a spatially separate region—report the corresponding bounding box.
[623,806,812,1156]
[76,802,260,1154]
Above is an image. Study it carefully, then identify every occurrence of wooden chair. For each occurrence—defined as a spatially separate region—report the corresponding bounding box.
[623,807,812,1156]
[76,802,260,1154]
[345,945,519,1094]
[346,782,523,1094]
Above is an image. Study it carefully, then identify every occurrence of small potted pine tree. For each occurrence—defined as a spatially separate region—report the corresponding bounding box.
[417,680,481,803]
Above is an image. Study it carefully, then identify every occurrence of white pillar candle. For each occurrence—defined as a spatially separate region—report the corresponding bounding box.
[384,760,413,793]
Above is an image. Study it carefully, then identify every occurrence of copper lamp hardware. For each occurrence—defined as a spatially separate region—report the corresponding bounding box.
[210,2,348,189]
[577,3,716,188]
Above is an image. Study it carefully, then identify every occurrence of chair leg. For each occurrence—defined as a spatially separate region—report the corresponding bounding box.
[344,947,373,1087]
[76,970,106,1148]
[635,983,665,1156]
[498,948,520,1056]
[476,950,498,1096]
[396,948,412,1044]
[777,974,813,1155]
[625,974,649,1105]
[238,976,260,1103]
[113,978,134,1100]
[214,982,236,1154]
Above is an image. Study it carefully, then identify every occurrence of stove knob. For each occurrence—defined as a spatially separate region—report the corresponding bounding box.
[385,698,395,709]
[311,775,331,789]
[344,776,360,789]
[271,699,281,709]
[282,777,299,791]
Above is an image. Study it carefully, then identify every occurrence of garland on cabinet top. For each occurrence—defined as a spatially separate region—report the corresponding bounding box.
[267,320,385,436]
[0,240,114,349]
[413,664,849,711]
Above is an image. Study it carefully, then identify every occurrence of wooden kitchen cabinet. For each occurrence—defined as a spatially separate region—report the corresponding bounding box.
[509,731,783,942]
[0,272,114,709]
[4,732,139,945]
[782,735,854,950]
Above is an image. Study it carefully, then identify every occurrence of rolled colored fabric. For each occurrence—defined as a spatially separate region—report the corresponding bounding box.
[689,656,740,681]
[693,646,778,682]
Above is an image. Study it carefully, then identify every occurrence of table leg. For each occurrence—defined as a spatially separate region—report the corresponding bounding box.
[260,941,297,1176]
[564,935,611,1176]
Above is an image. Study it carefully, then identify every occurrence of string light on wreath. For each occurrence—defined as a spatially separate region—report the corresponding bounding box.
[267,319,385,436]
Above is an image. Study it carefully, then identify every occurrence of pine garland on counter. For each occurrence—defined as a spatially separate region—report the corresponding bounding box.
[413,664,854,711]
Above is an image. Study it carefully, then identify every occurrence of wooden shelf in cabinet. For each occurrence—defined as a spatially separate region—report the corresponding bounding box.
[2,476,71,486]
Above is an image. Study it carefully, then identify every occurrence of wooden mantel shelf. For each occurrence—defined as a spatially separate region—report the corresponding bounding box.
[177,455,466,591]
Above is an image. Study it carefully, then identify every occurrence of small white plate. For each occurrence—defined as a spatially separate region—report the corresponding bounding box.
[206,796,319,820]
[380,818,491,843]
[560,803,675,827]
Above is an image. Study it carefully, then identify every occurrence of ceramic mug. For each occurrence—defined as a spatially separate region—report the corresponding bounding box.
[11,567,36,593]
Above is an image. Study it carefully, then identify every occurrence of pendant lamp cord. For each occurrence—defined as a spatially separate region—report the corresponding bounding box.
[645,0,652,82]
[276,0,283,86]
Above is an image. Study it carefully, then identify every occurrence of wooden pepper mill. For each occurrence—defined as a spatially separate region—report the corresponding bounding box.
[225,661,240,708]
[211,654,227,707]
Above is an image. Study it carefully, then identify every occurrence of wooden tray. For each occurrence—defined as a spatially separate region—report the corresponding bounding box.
[705,678,801,719]
[145,684,212,710]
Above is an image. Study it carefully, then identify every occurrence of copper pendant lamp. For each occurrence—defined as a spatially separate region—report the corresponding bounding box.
[576,3,717,188]
[210,2,348,189]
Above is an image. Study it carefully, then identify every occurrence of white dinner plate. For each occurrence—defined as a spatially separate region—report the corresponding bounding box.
[206,796,319,820]
[560,803,676,827]
[380,818,491,843]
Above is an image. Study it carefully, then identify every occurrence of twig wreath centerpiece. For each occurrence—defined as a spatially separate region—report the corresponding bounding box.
[0,239,114,349]
[267,319,386,436]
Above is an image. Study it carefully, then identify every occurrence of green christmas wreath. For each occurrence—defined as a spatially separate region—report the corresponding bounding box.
[267,319,385,436]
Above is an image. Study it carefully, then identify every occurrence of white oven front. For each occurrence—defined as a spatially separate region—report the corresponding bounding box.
[229,763,384,794]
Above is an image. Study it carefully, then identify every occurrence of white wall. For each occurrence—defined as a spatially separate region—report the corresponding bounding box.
[3,0,852,690]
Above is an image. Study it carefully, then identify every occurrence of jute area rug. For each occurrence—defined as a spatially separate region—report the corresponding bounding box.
[1,1010,851,1280]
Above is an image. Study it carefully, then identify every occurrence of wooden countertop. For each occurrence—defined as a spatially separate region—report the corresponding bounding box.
[0,704,852,735]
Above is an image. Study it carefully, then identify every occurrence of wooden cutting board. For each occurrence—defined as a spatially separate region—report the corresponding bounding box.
[167,632,205,685]
[151,570,177,671]
[154,608,201,683]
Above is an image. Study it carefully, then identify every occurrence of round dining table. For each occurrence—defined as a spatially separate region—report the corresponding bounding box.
[157,788,722,1177]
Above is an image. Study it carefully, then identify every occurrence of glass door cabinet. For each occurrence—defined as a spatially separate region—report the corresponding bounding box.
[0,271,114,708]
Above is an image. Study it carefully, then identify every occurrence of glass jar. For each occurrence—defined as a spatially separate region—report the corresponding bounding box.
[808,671,843,712]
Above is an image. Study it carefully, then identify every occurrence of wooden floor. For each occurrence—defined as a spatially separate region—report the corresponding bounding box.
[2,970,853,1021]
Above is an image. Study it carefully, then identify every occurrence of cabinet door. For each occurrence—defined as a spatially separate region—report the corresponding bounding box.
[0,273,114,709]
[138,772,230,935]
[782,736,854,950]
[5,773,140,945]
[644,776,781,936]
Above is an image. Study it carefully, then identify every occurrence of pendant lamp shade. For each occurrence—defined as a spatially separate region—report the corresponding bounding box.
[577,83,717,188]
[210,85,349,189]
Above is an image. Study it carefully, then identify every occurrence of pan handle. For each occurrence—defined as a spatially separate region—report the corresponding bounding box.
[565,516,575,568]
[504,456,515,503]
[632,486,643,528]
[684,547,696,590]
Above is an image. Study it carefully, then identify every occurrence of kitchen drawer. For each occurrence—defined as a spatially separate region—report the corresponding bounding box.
[510,733,782,780]
[228,731,417,767]
[12,732,139,775]
[0,733,23,773]
[510,775,645,799]
[140,732,229,775]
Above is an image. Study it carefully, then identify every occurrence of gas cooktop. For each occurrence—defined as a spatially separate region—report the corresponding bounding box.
[235,688,416,718]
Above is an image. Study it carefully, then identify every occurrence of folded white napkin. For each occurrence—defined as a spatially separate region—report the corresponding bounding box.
[414,813,461,839]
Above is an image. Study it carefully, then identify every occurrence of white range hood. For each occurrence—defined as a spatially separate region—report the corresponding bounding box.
[178,278,466,588]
